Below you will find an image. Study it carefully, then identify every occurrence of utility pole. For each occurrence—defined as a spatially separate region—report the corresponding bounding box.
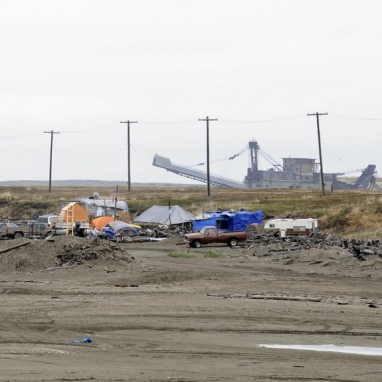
[198,116,218,197]
[120,120,138,192]
[307,112,328,196]
[44,130,59,193]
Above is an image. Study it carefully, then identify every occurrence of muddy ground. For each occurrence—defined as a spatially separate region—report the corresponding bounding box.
[1,235,382,382]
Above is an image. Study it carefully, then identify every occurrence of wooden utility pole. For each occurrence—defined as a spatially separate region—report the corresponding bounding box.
[307,112,328,195]
[44,130,59,193]
[198,116,218,197]
[120,120,138,192]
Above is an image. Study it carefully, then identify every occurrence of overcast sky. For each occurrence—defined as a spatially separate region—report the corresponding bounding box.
[1,0,382,186]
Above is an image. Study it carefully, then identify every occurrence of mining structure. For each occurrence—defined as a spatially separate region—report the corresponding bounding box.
[153,140,380,191]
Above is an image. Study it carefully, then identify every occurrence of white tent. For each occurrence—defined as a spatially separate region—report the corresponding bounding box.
[133,205,195,225]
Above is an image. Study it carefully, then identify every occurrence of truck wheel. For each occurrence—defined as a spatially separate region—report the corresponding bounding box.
[14,232,23,239]
[228,238,238,247]
[193,240,201,248]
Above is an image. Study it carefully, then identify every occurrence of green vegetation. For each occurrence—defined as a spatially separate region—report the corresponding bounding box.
[203,251,225,258]
[1,185,382,239]
[168,250,224,258]
[168,251,199,258]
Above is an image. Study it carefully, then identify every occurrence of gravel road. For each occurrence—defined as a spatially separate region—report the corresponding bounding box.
[1,235,382,381]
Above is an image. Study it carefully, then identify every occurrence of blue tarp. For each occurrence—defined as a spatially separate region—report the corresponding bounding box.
[193,217,218,231]
[193,210,263,231]
[228,210,263,231]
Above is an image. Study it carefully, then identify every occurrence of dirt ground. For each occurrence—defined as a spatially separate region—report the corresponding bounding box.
[1,235,382,382]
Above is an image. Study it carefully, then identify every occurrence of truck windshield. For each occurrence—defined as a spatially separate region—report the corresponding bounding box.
[199,227,215,235]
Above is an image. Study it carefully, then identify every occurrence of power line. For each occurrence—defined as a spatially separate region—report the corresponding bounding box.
[44,130,59,193]
[0,133,40,139]
[329,113,382,121]
[52,147,79,178]
[307,112,328,196]
[120,120,138,192]
[139,120,195,125]
[60,121,119,134]
[218,114,306,123]
[198,116,218,198]
[90,144,127,179]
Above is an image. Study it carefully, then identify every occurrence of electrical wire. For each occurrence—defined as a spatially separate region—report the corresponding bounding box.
[219,114,306,123]
[60,122,119,134]
[0,132,42,139]
[90,144,127,179]
[329,113,382,121]
[189,146,248,167]
[139,120,195,125]
[52,147,80,178]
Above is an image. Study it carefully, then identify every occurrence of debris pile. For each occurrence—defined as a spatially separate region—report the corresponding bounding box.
[55,240,132,266]
[245,223,266,240]
[245,232,382,261]
[344,238,382,261]
[138,224,191,238]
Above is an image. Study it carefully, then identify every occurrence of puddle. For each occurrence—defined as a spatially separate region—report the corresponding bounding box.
[259,344,382,356]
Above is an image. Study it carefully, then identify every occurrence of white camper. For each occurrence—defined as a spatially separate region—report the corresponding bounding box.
[263,218,318,238]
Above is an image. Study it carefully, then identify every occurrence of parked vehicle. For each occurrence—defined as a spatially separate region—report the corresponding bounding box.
[184,226,247,248]
[263,218,318,238]
[26,219,38,226]
[0,222,26,239]
[37,215,59,237]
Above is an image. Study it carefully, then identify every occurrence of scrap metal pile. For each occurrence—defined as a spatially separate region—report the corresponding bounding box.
[244,230,382,261]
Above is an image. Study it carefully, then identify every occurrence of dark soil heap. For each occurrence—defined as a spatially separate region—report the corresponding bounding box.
[0,236,136,273]
[55,239,131,265]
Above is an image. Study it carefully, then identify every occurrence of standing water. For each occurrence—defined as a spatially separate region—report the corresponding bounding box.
[260,344,382,356]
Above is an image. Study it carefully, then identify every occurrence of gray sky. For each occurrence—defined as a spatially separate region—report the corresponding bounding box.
[1,0,382,185]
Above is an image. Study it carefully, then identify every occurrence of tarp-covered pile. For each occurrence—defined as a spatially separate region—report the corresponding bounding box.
[133,205,195,226]
[107,221,138,237]
[193,210,263,231]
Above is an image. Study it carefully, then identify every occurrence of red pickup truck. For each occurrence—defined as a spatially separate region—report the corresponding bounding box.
[185,226,247,248]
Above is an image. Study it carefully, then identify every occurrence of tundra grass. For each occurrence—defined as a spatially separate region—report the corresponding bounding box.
[168,251,199,258]
[2,185,382,239]
[203,251,225,258]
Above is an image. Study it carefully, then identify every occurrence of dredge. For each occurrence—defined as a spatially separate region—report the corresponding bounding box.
[153,140,381,191]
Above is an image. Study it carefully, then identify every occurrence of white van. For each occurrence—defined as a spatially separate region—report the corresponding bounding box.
[37,215,59,236]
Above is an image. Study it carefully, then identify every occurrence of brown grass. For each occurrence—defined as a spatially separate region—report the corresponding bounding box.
[2,185,382,239]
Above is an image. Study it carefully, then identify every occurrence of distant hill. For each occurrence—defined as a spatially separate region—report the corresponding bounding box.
[2,177,381,189]
[0,180,203,187]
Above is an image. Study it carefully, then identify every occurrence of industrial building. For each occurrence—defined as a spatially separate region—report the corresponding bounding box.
[153,140,380,191]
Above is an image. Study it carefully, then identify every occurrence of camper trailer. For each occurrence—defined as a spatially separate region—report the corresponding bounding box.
[263,218,318,238]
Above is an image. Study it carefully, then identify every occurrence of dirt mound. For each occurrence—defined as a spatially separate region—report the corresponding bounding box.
[360,258,382,269]
[56,238,133,266]
[321,260,338,267]
[0,236,136,273]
